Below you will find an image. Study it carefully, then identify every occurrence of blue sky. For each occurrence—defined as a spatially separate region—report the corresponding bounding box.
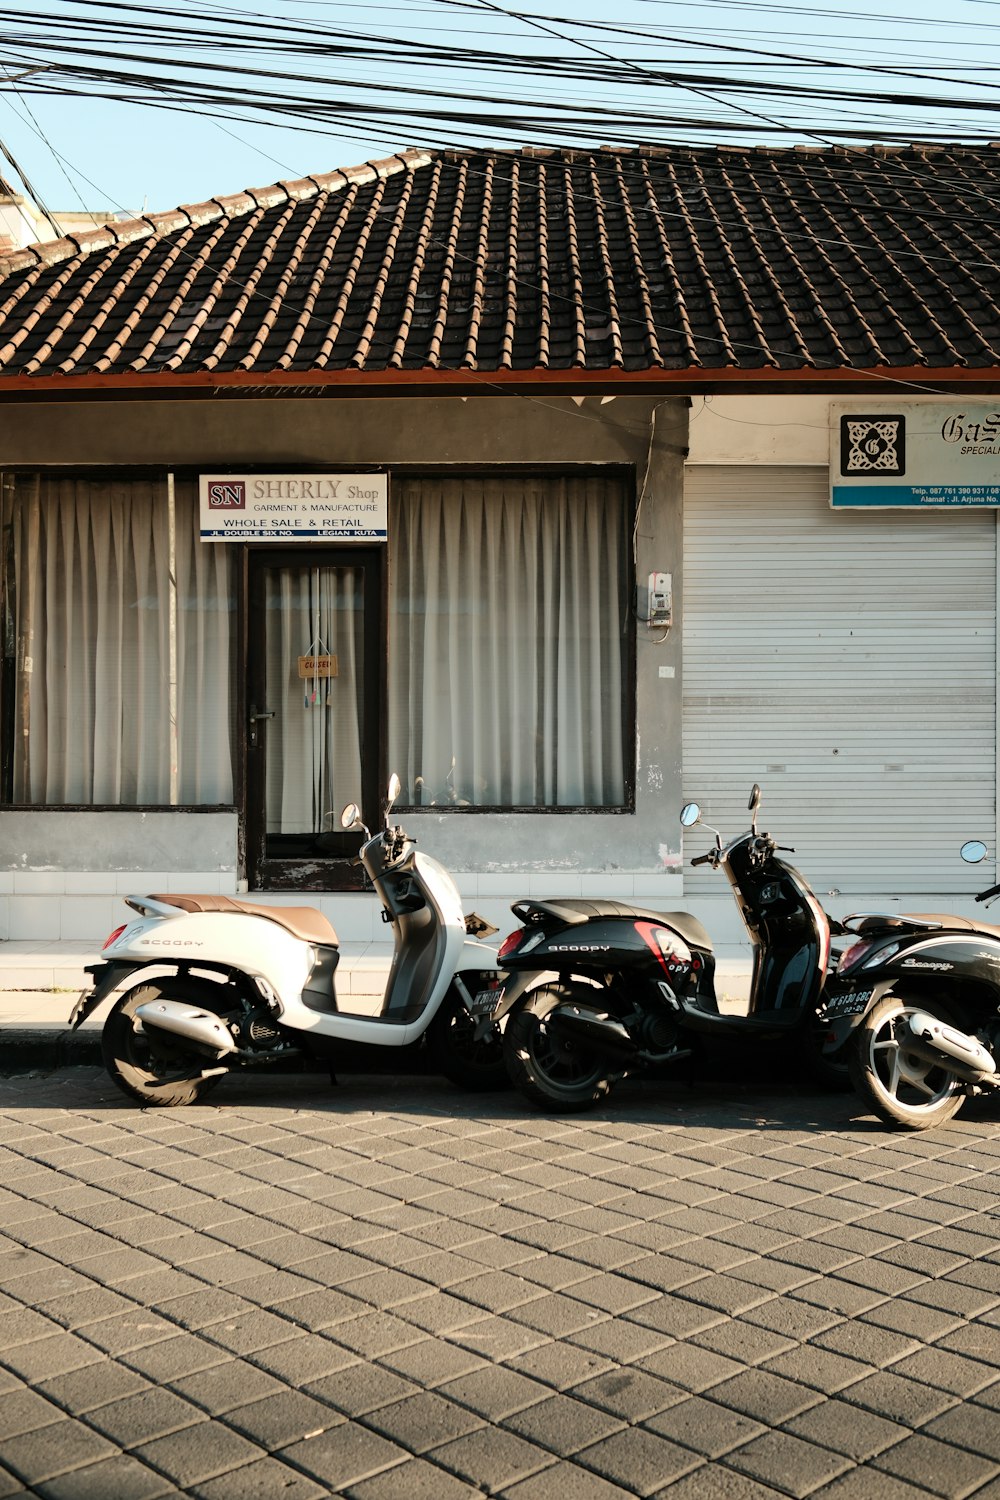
[3,0,1000,218]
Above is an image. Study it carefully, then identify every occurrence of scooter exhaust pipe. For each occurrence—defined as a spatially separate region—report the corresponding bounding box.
[904,1011,999,1086]
[135,1000,238,1056]
[545,1004,639,1062]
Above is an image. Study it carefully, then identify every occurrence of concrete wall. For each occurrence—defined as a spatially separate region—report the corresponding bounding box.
[0,393,689,891]
[0,810,237,871]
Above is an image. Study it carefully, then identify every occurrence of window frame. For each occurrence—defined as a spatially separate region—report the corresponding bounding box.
[0,464,239,814]
[388,463,637,816]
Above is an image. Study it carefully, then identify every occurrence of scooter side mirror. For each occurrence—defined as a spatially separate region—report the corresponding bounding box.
[748,784,761,814]
[961,840,988,864]
[386,773,401,815]
[680,802,701,828]
[341,803,361,830]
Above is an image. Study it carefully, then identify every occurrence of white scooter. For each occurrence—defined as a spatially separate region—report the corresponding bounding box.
[69,775,508,1106]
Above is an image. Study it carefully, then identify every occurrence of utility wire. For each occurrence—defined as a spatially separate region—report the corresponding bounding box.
[1,0,1000,414]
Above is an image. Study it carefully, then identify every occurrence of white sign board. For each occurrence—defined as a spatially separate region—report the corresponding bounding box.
[831,403,1000,508]
[199,473,388,540]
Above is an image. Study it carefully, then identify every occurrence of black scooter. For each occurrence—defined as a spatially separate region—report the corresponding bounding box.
[488,786,844,1111]
[823,840,1000,1130]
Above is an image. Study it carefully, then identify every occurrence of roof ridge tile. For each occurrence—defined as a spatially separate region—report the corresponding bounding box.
[0,148,433,279]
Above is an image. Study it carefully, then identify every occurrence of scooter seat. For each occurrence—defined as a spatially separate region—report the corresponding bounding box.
[848,910,1000,943]
[906,912,1000,943]
[519,898,712,954]
[148,894,339,946]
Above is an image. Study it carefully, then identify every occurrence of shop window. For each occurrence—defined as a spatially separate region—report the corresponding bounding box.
[389,472,632,809]
[0,473,234,806]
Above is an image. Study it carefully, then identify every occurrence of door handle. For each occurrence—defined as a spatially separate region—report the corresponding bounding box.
[248,704,275,748]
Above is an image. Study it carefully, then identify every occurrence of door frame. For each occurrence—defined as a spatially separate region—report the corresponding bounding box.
[243,545,386,891]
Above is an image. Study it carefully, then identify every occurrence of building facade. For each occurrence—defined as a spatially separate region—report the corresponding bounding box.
[1,144,998,941]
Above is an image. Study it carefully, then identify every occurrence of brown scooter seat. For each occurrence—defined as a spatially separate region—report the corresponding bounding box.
[909,912,1000,943]
[850,910,1000,943]
[148,893,338,946]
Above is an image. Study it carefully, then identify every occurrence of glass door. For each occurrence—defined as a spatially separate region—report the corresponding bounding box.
[246,549,382,890]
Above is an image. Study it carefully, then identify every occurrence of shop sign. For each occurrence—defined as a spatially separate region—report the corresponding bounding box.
[199,473,388,540]
[830,403,1000,508]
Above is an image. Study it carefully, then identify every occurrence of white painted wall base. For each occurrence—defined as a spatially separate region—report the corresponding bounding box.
[2,880,993,954]
[0,870,690,945]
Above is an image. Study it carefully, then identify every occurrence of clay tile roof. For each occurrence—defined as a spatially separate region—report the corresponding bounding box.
[1,141,999,383]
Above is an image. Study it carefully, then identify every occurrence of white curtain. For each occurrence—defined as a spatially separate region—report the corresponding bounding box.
[264,565,364,833]
[3,473,234,805]
[389,473,628,807]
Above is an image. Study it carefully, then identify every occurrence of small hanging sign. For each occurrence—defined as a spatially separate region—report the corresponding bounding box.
[298,655,338,679]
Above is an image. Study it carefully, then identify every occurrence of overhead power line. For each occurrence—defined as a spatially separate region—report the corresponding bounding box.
[4,0,1000,152]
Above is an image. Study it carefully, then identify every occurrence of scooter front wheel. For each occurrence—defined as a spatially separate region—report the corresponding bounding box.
[504,982,619,1113]
[102,976,234,1107]
[849,992,965,1130]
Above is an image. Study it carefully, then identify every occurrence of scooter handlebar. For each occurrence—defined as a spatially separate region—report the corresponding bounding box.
[690,852,717,867]
[975,884,1000,903]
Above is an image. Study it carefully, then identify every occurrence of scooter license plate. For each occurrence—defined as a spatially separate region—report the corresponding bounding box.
[471,986,503,1016]
[825,988,874,1017]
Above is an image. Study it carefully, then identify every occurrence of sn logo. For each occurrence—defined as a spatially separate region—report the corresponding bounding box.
[208,481,246,509]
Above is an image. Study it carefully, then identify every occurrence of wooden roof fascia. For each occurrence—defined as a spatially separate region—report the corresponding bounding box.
[0,364,996,400]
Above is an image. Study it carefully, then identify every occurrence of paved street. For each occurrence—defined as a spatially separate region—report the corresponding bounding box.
[0,1065,997,1499]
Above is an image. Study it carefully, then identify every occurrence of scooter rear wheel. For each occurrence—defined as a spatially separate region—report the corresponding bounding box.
[426,986,508,1091]
[102,976,233,1107]
[849,992,965,1130]
[504,982,619,1112]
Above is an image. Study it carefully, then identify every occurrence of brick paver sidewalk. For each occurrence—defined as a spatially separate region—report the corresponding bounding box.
[0,1067,997,1498]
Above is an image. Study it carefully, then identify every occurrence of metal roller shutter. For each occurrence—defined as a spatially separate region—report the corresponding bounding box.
[682,465,996,895]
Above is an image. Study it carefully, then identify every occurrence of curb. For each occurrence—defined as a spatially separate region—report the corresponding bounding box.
[0,1028,103,1071]
[0,1029,434,1077]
